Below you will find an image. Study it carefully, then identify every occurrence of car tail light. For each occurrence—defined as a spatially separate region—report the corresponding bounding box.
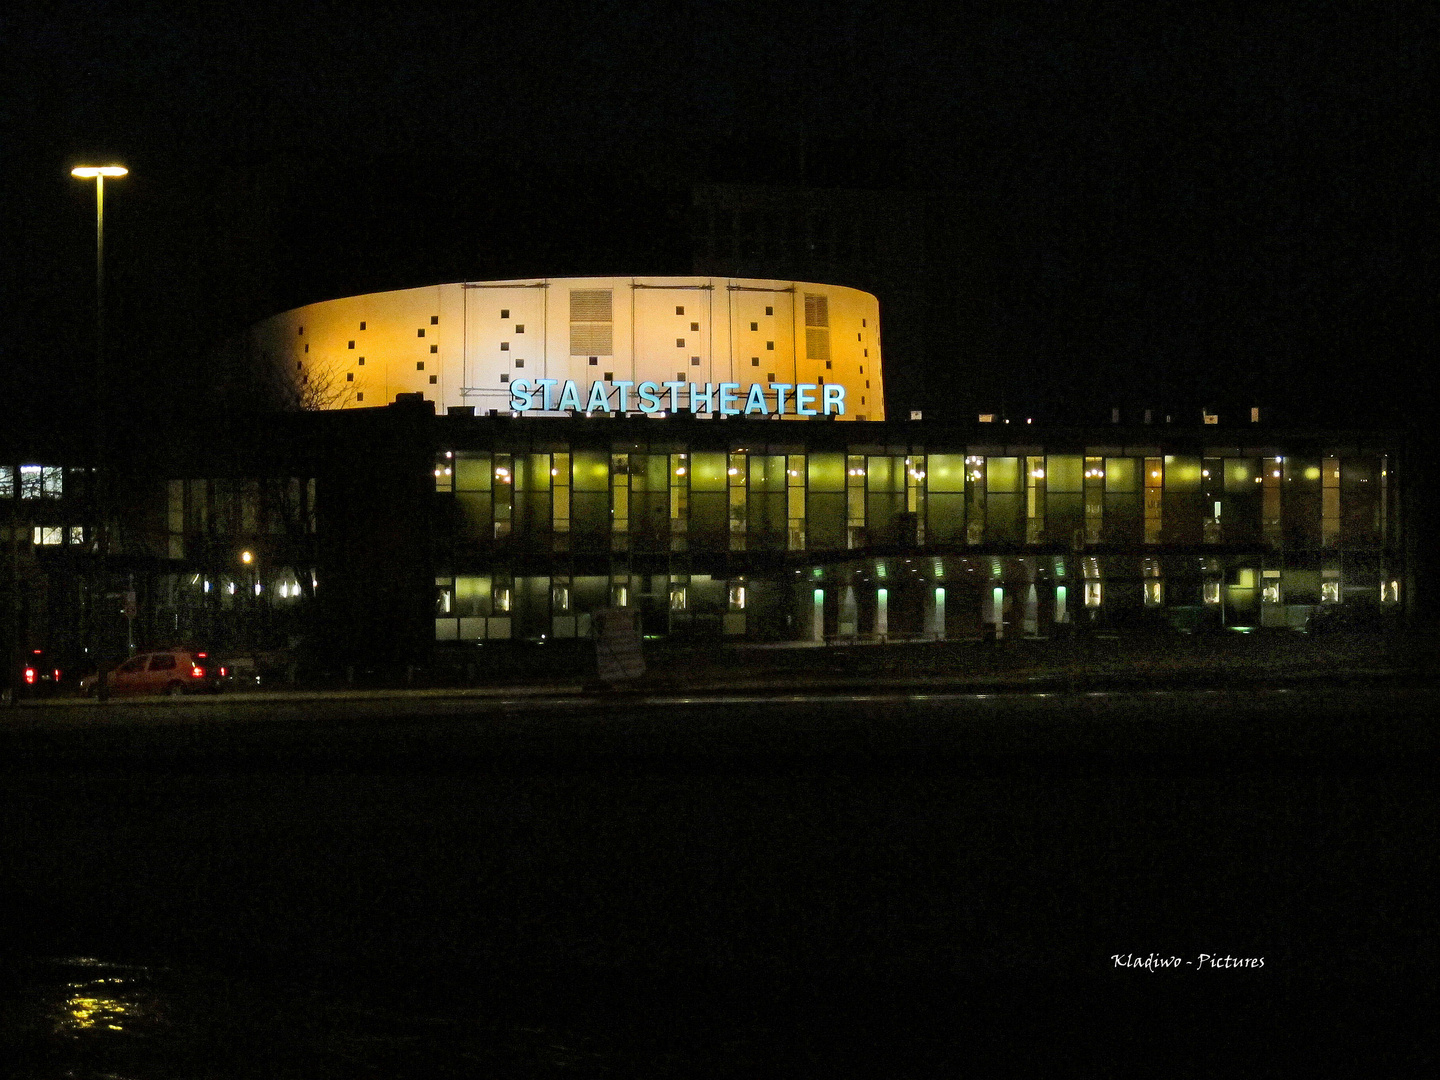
[197,652,207,659]
[219,666,228,677]
[191,665,205,678]
[53,669,62,682]
[24,667,36,684]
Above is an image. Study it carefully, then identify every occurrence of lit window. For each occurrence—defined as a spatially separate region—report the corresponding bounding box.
[494,586,512,613]
[1321,581,1340,603]
[19,465,42,499]
[1204,582,1221,604]
[0,466,12,498]
[1084,581,1102,607]
[728,583,746,611]
[1144,581,1163,606]
[669,584,688,611]
[552,585,571,612]
[33,526,63,545]
[69,526,84,544]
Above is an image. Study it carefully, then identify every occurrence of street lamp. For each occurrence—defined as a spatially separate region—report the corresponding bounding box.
[72,164,126,695]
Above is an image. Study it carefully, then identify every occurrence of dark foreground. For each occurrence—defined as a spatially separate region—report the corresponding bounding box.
[1,687,1434,1076]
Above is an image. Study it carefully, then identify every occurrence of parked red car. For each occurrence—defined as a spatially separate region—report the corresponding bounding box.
[80,650,220,697]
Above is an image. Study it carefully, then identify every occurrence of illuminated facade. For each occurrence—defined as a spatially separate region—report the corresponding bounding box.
[248,277,885,421]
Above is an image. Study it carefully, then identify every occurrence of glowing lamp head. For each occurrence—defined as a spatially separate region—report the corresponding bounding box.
[240,550,254,565]
[71,165,128,178]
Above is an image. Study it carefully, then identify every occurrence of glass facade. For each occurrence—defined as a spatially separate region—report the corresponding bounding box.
[428,427,1405,643]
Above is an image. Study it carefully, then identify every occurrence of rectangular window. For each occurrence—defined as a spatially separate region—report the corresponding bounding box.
[1144,458,1163,544]
[750,322,758,331]
[69,526,84,545]
[500,374,509,383]
[765,306,773,316]
[429,375,438,384]
[690,322,699,331]
[360,321,366,330]
[358,357,365,365]
[515,324,524,333]
[766,341,774,350]
[501,309,509,319]
[19,465,43,499]
[590,357,598,365]
[677,338,685,347]
[417,362,425,371]
[766,372,775,382]
[347,373,354,381]
[33,526,64,545]
[515,359,524,368]
[500,342,509,351]
[357,393,363,401]
[418,328,425,337]
[751,357,759,366]
[570,289,614,356]
[675,306,685,315]
[430,344,438,353]
[691,356,700,365]
[431,315,439,325]
[0,466,13,498]
[348,340,355,349]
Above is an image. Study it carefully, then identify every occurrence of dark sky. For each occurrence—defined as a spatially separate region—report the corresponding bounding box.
[1,2,1432,439]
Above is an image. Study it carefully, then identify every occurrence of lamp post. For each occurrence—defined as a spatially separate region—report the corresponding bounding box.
[72,165,126,698]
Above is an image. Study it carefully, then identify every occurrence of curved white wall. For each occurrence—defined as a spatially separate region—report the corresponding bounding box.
[249,277,884,420]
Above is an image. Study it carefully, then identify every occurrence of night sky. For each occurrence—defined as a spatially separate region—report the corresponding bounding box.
[1,2,1432,440]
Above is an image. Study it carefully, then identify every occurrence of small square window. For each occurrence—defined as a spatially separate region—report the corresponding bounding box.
[501,374,509,383]
[515,359,524,368]
[765,306,773,316]
[863,349,868,357]
[589,357,598,366]
[357,392,364,402]
[359,357,365,366]
[304,344,308,353]
[825,360,832,369]
[865,380,870,388]
[818,376,824,385]
[429,375,438,384]
[296,361,302,370]
[431,315,439,325]
[418,328,425,337]
[859,365,863,374]
[751,357,759,366]
[501,309,509,319]
[346,373,353,382]
[430,344,438,353]
[862,319,866,327]
[500,342,509,351]
[750,322,758,331]
[766,341,774,350]
[360,321,366,330]
[604,372,613,382]
[298,326,304,336]
[676,338,685,348]
[348,340,355,349]
[417,362,425,371]
[766,373,775,382]
[690,322,699,331]
[675,306,685,315]
[515,324,524,333]
[861,397,865,405]
[690,356,700,366]
[677,371,685,381]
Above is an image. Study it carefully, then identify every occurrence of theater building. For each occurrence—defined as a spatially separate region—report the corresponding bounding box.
[3,278,1413,674]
